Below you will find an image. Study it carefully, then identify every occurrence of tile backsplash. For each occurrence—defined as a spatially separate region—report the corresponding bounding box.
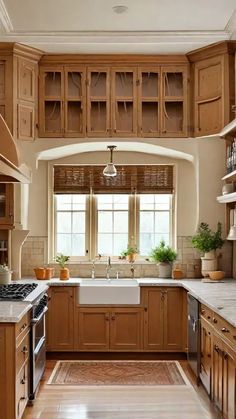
[21,236,233,278]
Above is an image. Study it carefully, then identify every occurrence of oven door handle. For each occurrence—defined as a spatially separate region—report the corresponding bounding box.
[31,306,48,324]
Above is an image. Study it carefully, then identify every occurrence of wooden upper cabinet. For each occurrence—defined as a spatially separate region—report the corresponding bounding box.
[138,68,160,137]
[187,41,236,137]
[65,67,86,137]
[18,58,36,102]
[161,66,188,137]
[39,66,64,137]
[87,67,110,137]
[111,67,137,137]
[0,183,14,227]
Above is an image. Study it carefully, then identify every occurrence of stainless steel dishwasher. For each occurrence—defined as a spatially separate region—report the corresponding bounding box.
[187,293,200,379]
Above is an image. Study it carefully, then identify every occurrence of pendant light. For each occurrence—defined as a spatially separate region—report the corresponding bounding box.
[103,145,117,177]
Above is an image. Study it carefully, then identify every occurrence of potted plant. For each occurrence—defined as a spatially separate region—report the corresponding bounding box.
[191,222,224,277]
[121,246,138,263]
[55,253,70,280]
[149,240,177,278]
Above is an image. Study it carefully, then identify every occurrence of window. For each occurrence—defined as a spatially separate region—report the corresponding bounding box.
[97,195,129,255]
[54,193,172,259]
[139,194,172,255]
[55,195,86,257]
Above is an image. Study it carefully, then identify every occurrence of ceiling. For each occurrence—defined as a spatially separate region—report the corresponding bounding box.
[0,0,236,54]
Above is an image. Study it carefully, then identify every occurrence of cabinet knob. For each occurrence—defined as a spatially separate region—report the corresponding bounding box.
[221,327,229,333]
[207,315,211,320]
[22,346,28,354]
[201,309,205,315]
[20,323,27,333]
[144,307,148,312]
[20,378,26,385]
[213,318,217,324]
[111,314,115,320]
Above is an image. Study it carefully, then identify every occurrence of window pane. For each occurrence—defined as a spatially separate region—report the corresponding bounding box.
[155,212,169,233]
[155,194,171,210]
[140,212,154,233]
[139,233,154,255]
[97,195,113,210]
[72,212,85,233]
[57,212,71,233]
[72,195,86,210]
[154,234,169,246]
[140,195,155,210]
[56,195,72,211]
[72,234,85,256]
[114,211,128,233]
[113,195,129,210]
[98,234,112,254]
[57,234,71,254]
[98,211,113,232]
[114,234,128,255]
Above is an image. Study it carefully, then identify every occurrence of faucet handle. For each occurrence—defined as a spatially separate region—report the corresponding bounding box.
[116,271,119,279]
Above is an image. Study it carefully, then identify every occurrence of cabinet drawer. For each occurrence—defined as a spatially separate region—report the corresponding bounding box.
[210,312,236,348]
[16,362,28,419]
[16,312,30,342]
[200,304,213,323]
[16,332,29,375]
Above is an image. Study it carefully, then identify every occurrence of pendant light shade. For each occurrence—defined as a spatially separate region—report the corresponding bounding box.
[103,145,117,177]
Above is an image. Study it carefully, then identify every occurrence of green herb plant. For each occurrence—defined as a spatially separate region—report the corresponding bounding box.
[191,222,224,253]
[149,240,177,263]
[55,253,70,269]
[121,246,139,257]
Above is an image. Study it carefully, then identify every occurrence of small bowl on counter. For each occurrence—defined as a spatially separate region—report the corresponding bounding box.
[208,271,225,281]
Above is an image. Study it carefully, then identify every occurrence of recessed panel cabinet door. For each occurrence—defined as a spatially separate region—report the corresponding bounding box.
[163,288,184,351]
[199,318,212,395]
[222,343,236,419]
[77,308,110,351]
[110,308,142,350]
[143,288,164,350]
[46,287,74,351]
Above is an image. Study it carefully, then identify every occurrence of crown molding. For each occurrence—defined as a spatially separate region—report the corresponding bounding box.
[225,7,236,38]
[0,0,13,32]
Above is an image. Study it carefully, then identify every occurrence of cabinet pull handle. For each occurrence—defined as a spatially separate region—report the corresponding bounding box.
[105,314,109,321]
[144,307,148,312]
[22,346,28,354]
[213,318,217,324]
[221,327,229,333]
[20,323,27,332]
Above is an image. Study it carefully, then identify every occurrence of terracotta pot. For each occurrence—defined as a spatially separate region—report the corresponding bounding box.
[59,268,70,280]
[126,253,136,263]
[34,267,46,280]
[45,267,55,280]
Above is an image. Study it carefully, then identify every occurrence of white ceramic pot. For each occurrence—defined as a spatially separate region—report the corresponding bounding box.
[201,251,217,278]
[158,262,172,278]
[0,270,12,284]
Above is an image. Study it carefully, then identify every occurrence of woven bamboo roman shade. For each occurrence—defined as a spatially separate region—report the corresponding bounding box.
[53,165,174,194]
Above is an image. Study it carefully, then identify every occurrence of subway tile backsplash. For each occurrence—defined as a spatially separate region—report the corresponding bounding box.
[21,236,233,278]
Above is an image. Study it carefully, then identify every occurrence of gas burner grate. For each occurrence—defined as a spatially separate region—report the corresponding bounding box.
[0,283,38,300]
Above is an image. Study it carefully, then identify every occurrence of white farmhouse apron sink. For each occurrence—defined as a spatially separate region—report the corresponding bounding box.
[78,279,140,305]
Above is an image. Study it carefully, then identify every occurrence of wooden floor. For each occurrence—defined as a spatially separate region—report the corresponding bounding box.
[23,360,221,419]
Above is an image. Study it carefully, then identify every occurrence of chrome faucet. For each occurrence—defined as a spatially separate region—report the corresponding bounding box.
[106,256,111,280]
[130,263,135,279]
[91,260,95,279]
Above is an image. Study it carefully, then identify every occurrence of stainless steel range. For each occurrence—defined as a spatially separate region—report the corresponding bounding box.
[0,282,48,401]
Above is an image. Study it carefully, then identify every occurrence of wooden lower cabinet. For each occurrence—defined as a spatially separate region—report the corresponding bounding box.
[0,312,30,419]
[200,318,212,395]
[46,286,75,351]
[76,307,142,351]
[212,335,236,419]
[143,287,186,351]
[77,308,110,351]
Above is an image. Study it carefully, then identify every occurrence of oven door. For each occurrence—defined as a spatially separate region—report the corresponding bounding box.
[30,307,48,400]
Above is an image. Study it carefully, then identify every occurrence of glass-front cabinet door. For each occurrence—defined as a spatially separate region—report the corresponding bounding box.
[87,67,110,137]
[111,68,137,137]
[64,67,86,137]
[0,184,13,226]
[161,66,188,137]
[138,68,160,137]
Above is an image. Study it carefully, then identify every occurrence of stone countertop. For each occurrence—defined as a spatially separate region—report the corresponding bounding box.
[0,301,32,323]
[2,277,236,327]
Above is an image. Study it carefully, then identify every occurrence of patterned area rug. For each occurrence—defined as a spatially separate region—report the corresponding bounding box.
[47,360,189,386]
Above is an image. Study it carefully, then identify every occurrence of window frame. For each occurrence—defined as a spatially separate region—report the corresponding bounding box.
[48,163,176,263]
